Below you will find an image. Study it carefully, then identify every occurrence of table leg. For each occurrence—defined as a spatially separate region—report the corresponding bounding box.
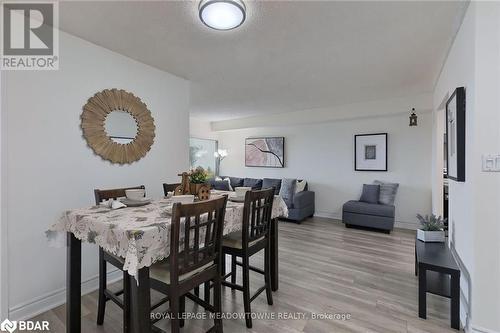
[450,272,460,330]
[270,218,279,291]
[66,233,81,333]
[418,265,427,319]
[129,267,151,333]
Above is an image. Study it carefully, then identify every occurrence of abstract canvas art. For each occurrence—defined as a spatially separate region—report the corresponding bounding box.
[245,137,285,168]
[354,133,387,171]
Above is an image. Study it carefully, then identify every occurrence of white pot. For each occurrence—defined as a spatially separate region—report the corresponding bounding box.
[417,229,445,242]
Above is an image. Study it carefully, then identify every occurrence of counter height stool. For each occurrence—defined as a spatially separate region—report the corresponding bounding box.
[221,188,274,328]
[148,196,228,333]
[94,185,168,332]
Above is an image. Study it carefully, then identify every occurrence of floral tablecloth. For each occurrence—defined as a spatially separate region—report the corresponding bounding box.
[47,192,287,280]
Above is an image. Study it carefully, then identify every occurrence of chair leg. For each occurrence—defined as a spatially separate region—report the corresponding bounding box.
[179,296,185,328]
[97,248,107,325]
[170,293,181,333]
[221,253,226,277]
[242,255,252,328]
[204,281,211,303]
[264,242,273,305]
[231,255,237,286]
[214,276,223,333]
[194,286,199,297]
[123,271,130,333]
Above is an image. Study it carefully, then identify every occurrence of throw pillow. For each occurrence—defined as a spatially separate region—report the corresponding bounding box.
[279,178,297,207]
[373,180,399,205]
[228,177,244,188]
[243,178,263,190]
[262,178,282,195]
[223,177,233,191]
[359,184,380,204]
[295,180,307,193]
[213,180,231,191]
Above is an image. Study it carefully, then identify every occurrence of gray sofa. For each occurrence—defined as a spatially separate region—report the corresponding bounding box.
[209,176,315,223]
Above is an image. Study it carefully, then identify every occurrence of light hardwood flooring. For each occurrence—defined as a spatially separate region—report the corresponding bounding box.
[33,217,461,332]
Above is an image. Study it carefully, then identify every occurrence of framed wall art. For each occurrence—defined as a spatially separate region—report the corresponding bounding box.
[446,87,466,182]
[354,133,388,171]
[245,137,284,168]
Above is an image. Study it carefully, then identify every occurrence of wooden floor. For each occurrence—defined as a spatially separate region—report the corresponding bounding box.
[33,217,460,333]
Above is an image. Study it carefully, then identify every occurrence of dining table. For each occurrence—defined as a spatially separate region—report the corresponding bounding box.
[46,191,288,333]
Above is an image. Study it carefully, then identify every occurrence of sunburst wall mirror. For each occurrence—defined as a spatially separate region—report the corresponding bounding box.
[81,89,156,164]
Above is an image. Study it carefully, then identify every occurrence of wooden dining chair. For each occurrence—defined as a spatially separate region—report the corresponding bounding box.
[221,188,274,328]
[149,196,228,333]
[94,185,147,329]
[162,183,181,196]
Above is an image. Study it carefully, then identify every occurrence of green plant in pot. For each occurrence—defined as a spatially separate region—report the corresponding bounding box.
[416,214,447,242]
[189,167,209,194]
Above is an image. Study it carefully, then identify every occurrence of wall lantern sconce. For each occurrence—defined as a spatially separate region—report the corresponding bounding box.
[409,108,418,126]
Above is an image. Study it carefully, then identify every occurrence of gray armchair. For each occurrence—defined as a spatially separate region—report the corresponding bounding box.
[288,190,315,222]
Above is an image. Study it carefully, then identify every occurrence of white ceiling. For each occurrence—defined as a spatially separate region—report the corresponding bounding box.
[59,1,467,121]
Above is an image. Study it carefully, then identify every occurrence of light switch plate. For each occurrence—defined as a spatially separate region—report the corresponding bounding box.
[482,155,500,172]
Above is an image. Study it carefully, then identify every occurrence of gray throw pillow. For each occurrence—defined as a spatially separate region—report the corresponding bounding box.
[279,178,297,207]
[373,180,399,205]
[262,178,282,195]
[359,184,380,204]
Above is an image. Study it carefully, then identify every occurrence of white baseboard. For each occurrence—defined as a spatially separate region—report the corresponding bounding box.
[314,211,419,230]
[471,326,500,333]
[8,269,122,322]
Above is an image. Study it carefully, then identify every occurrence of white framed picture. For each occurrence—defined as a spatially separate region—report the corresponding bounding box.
[354,133,388,171]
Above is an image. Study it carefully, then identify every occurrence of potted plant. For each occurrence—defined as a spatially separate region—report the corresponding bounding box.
[416,214,447,242]
[189,167,209,194]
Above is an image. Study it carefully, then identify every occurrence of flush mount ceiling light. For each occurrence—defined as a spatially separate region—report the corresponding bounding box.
[199,0,246,30]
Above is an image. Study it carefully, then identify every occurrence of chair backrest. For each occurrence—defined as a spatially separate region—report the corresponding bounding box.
[169,195,228,283]
[163,183,181,196]
[242,188,274,246]
[94,185,145,205]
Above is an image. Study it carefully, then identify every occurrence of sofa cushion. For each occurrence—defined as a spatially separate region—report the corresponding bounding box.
[213,180,231,191]
[262,178,282,195]
[243,178,262,190]
[228,177,244,189]
[359,184,380,204]
[373,180,399,205]
[343,200,395,218]
[279,178,297,207]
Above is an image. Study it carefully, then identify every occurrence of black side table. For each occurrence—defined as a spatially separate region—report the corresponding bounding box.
[415,237,461,330]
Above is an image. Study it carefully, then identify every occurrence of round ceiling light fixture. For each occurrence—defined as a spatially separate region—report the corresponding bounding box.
[199,0,246,31]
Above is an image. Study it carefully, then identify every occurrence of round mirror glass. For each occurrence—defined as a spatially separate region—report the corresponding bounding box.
[104,110,138,144]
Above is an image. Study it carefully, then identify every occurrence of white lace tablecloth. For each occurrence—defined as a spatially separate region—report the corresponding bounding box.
[46,192,287,280]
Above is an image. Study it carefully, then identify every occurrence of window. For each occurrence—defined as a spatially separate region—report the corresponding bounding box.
[189,138,218,176]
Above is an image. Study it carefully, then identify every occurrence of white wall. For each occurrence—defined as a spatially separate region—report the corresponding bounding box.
[2,31,190,320]
[190,117,218,141]
[433,2,500,332]
[216,110,433,229]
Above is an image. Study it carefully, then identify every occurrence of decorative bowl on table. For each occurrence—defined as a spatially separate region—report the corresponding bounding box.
[125,189,146,200]
[120,197,151,207]
[171,195,195,204]
[234,187,251,198]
